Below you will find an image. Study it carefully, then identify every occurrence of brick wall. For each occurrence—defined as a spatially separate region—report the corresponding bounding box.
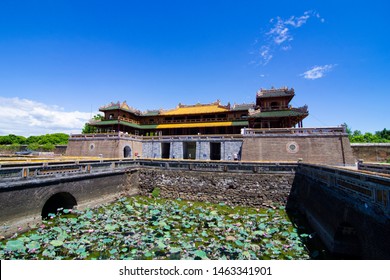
[351,143,390,162]
[66,138,143,158]
[241,134,355,165]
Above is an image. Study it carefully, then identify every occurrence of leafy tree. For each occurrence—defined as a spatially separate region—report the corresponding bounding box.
[82,114,103,134]
[353,130,362,137]
[27,143,40,151]
[376,128,390,141]
[25,133,69,145]
[41,143,55,151]
[0,134,26,145]
[345,124,390,143]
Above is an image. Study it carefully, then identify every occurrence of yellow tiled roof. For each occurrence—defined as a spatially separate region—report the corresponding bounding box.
[156,121,233,129]
[160,104,229,116]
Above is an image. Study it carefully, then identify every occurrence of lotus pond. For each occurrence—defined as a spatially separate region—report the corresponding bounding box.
[0,195,322,260]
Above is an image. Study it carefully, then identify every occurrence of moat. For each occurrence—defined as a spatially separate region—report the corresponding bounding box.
[0,195,329,260]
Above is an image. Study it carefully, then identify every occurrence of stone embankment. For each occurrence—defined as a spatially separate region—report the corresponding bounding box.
[138,168,294,207]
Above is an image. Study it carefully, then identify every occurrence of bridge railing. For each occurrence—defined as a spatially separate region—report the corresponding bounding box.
[134,159,297,173]
[358,161,390,175]
[0,159,297,183]
[298,164,390,217]
[0,161,127,182]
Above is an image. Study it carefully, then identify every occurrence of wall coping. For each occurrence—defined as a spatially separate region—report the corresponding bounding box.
[351,143,390,147]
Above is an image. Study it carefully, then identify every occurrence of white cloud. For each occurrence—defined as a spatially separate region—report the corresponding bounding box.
[259,46,273,65]
[0,97,95,136]
[267,18,292,45]
[300,64,336,80]
[253,10,324,65]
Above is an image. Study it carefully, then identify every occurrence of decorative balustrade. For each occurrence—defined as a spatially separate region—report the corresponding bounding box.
[0,159,297,183]
[241,126,346,135]
[297,164,390,216]
[70,126,347,141]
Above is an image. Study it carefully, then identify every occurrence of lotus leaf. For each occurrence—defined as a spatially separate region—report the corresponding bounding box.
[0,195,314,260]
[6,240,25,252]
[26,241,40,250]
[104,224,118,231]
[194,249,208,259]
[50,240,63,247]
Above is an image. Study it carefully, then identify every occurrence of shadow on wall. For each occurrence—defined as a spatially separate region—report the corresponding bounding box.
[285,175,363,260]
[124,146,132,158]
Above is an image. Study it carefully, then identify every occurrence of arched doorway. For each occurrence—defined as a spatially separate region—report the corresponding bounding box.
[41,192,77,219]
[124,146,132,158]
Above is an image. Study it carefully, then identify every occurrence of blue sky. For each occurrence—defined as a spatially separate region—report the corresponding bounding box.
[0,0,389,136]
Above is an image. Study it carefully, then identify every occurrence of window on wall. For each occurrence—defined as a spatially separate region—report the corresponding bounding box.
[270,102,279,110]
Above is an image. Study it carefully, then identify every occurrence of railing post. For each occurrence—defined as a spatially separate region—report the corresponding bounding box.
[22,168,29,178]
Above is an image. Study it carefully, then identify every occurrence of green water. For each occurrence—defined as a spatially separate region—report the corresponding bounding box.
[0,196,326,260]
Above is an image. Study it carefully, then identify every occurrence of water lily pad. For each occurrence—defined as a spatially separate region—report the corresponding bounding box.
[104,224,118,231]
[194,250,208,259]
[6,240,25,252]
[50,240,64,247]
[170,247,181,253]
[26,241,40,250]
[29,234,42,241]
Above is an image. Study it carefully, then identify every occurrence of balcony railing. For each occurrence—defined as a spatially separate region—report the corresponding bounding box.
[241,126,346,135]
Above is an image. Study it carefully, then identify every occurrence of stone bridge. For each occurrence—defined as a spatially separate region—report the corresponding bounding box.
[0,159,389,259]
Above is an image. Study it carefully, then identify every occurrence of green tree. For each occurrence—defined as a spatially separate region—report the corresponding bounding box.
[82,114,103,134]
[0,134,26,145]
[376,128,390,141]
[27,143,40,151]
[41,143,55,151]
[344,124,390,143]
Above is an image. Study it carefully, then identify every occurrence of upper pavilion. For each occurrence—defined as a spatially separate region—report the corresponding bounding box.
[89,87,308,136]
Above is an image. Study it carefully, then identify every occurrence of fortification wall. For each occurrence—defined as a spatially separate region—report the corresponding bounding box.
[351,143,390,162]
[66,138,143,158]
[65,130,355,164]
[241,134,355,165]
[142,139,242,160]
[138,168,294,207]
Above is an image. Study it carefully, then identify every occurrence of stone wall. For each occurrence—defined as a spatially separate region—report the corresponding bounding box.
[351,143,390,162]
[138,168,294,207]
[292,165,390,259]
[66,138,143,158]
[241,134,355,165]
[142,139,243,160]
[65,132,355,165]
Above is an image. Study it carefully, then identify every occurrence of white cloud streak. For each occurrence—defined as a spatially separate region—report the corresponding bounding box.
[254,10,325,65]
[0,97,94,136]
[300,64,336,80]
